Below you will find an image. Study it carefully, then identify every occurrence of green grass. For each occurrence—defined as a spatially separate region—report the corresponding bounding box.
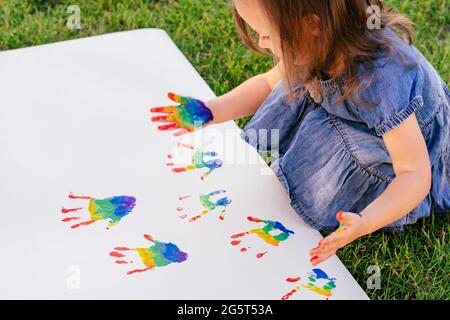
[0,0,448,299]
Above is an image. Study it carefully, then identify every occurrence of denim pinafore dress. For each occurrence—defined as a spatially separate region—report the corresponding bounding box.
[241,31,450,232]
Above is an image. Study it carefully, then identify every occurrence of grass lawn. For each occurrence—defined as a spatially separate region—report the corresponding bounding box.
[0,0,448,299]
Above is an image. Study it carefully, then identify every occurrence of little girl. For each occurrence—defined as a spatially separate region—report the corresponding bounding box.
[151,0,450,266]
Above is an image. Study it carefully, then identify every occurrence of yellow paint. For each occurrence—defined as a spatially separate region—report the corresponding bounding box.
[135,248,156,268]
[303,284,332,297]
[250,229,280,246]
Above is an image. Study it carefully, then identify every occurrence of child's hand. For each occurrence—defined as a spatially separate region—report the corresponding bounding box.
[309,211,368,266]
[150,92,214,137]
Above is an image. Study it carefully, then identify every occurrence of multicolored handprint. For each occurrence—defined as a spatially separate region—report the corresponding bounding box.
[166,143,222,180]
[281,269,337,300]
[177,190,232,222]
[230,216,295,259]
[302,269,337,298]
[150,92,213,136]
[61,193,136,229]
[109,234,188,275]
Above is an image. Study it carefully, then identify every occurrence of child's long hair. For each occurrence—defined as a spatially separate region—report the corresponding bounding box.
[233,0,414,103]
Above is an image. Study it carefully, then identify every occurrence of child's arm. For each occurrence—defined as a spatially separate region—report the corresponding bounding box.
[150,63,284,136]
[310,114,432,266]
[359,115,431,231]
[206,61,284,125]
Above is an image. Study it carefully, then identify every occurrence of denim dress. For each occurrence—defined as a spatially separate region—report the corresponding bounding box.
[240,32,450,232]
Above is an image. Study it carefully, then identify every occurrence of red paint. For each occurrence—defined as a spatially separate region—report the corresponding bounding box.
[144,234,154,242]
[231,232,248,239]
[150,107,166,113]
[310,255,319,263]
[70,220,95,229]
[179,195,192,200]
[337,211,345,222]
[177,143,194,150]
[189,215,201,222]
[179,214,187,219]
[61,207,83,214]
[127,267,152,275]
[158,123,178,131]
[152,115,170,122]
[172,168,187,173]
[286,277,301,283]
[256,251,268,259]
[174,128,190,137]
[219,216,224,221]
[61,217,80,222]
[230,240,241,246]
[282,288,297,300]
[247,216,262,223]
[167,154,175,159]
[167,92,177,101]
[240,247,249,252]
[68,193,92,200]
[109,251,125,258]
[176,207,183,211]
[115,260,131,264]
[166,162,174,166]
[114,247,132,251]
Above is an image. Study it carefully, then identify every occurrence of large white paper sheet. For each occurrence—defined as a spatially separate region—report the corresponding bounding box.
[0,29,368,300]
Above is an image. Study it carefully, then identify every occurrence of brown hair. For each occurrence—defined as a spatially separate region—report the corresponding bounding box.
[233,0,414,103]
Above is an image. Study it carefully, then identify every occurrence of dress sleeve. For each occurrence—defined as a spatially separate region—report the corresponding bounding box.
[355,52,424,137]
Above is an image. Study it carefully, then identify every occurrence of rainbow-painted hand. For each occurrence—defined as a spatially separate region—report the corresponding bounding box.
[309,211,366,266]
[151,92,214,137]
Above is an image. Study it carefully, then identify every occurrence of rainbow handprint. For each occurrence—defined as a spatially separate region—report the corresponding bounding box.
[281,269,337,300]
[177,190,232,222]
[166,143,222,180]
[61,193,136,229]
[230,216,295,259]
[151,92,213,137]
[109,234,188,275]
[303,268,337,297]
